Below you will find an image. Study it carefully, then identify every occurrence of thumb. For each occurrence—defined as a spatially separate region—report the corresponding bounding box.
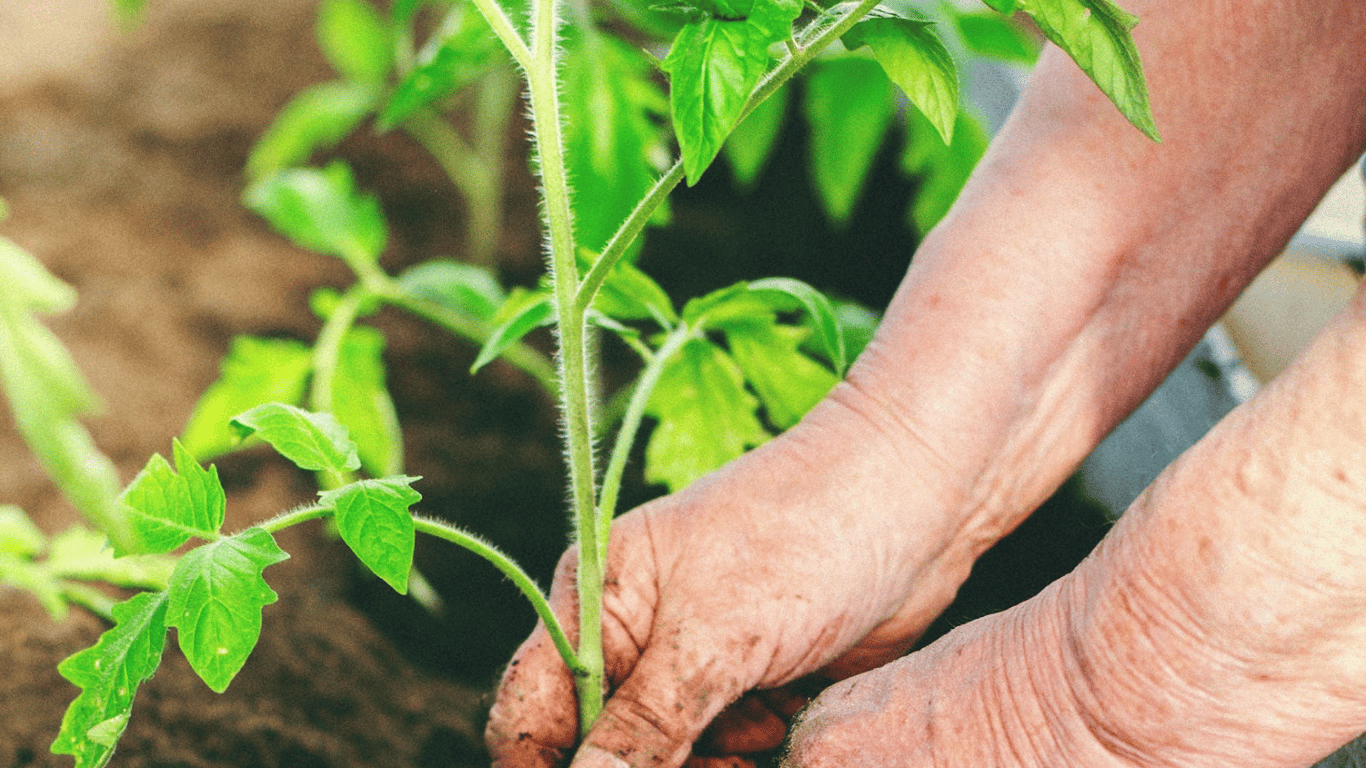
[569,633,747,768]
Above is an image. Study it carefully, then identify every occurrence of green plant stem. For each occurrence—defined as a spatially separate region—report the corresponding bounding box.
[524,0,606,735]
[59,581,117,622]
[308,287,366,489]
[595,324,692,568]
[402,92,510,270]
[466,0,533,70]
[413,514,583,675]
[258,503,332,535]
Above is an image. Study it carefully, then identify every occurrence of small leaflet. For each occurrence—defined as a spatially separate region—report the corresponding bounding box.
[319,476,421,594]
[645,339,770,491]
[120,441,226,556]
[51,591,170,768]
[230,403,362,475]
[165,528,290,693]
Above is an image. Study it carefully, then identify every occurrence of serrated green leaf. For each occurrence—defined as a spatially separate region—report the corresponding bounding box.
[180,336,313,462]
[748,277,846,375]
[901,108,988,234]
[0,504,45,557]
[379,5,503,129]
[802,57,897,225]
[563,29,670,256]
[243,161,388,270]
[317,0,394,84]
[52,590,169,767]
[726,320,837,429]
[1016,0,1157,140]
[843,17,958,145]
[319,477,420,593]
[663,0,802,185]
[723,82,788,188]
[165,529,288,693]
[333,327,403,477]
[397,260,506,321]
[230,403,361,474]
[645,339,770,491]
[951,10,1040,63]
[120,442,225,556]
[470,288,554,374]
[246,81,380,181]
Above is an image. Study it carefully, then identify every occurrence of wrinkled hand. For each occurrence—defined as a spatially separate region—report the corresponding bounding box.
[485,387,982,768]
[788,302,1366,767]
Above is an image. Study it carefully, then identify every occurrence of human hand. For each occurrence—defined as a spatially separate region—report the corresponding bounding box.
[787,298,1366,767]
[484,385,986,768]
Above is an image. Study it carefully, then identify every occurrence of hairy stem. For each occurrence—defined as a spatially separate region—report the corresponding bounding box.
[413,514,584,676]
[524,0,606,734]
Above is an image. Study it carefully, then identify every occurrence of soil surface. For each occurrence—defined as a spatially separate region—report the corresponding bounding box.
[1,1,563,765]
[0,2,1109,766]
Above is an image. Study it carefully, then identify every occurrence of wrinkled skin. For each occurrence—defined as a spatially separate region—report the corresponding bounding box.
[487,0,1366,765]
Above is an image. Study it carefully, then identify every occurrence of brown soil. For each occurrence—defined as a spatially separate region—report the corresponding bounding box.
[0,1,567,765]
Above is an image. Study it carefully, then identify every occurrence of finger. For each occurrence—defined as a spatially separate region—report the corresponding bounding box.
[569,629,751,768]
[485,624,580,767]
[486,551,585,768]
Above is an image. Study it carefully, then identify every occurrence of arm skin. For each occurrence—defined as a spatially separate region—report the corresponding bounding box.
[487,0,1366,766]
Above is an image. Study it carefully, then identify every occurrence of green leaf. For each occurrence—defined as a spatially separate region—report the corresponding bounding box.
[663,0,802,185]
[645,339,770,491]
[246,81,380,181]
[470,288,554,374]
[1016,0,1157,140]
[120,441,225,556]
[333,327,403,477]
[590,256,678,324]
[0,238,129,550]
[901,108,988,234]
[319,476,420,593]
[0,504,45,557]
[726,320,837,429]
[243,161,388,269]
[748,277,846,375]
[981,0,1018,12]
[180,336,314,462]
[230,403,362,474]
[379,4,503,129]
[723,82,788,188]
[397,260,506,322]
[563,29,670,255]
[843,16,958,145]
[52,590,170,767]
[826,299,880,363]
[951,10,1040,63]
[802,56,896,225]
[165,528,289,693]
[317,0,395,84]
[682,282,781,328]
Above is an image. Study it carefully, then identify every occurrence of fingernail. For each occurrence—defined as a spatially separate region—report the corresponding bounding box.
[569,745,630,768]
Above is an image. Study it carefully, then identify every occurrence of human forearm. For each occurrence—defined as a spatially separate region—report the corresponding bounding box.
[837,0,1366,555]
